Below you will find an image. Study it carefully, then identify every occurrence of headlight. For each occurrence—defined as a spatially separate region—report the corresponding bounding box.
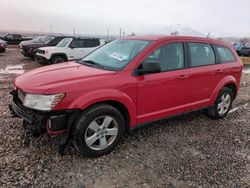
[23,93,65,111]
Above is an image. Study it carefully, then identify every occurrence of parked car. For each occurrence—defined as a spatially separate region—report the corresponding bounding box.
[35,37,105,64]
[20,35,72,58]
[10,36,243,157]
[233,43,244,51]
[236,46,250,56]
[0,34,32,44]
[0,39,7,53]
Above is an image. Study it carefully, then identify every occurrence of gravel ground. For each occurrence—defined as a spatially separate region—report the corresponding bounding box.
[0,46,249,188]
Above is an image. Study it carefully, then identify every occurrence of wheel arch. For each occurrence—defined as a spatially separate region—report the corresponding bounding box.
[210,76,238,104]
[87,100,131,131]
[66,89,137,129]
[223,83,237,100]
[50,53,68,61]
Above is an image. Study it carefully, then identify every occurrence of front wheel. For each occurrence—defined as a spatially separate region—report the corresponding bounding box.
[51,55,66,64]
[207,87,233,119]
[73,104,125,157]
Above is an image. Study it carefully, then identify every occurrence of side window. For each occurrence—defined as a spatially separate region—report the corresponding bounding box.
[13,35,21,39]
[215,45,236,63]
[50,37,63,45]
[189,43,215,67]
[70,39,85,48]
[6,34,13,39]
[84,39,100,47]
[144,43,184,72]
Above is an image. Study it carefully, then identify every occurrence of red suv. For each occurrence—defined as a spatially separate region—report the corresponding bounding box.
[10,36,243,157]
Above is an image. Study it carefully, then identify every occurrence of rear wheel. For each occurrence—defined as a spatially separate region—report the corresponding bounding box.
[51,55,66,64]
[207,87,233,119]
[73,104,125,157]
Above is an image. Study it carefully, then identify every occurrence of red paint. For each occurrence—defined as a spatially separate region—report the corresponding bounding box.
[14,36,243,129]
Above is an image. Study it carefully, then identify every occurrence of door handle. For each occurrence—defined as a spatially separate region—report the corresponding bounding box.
[215,69,223,73]
[178,75,189,79]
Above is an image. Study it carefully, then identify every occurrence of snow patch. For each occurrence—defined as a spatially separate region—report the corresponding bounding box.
[229,103,248,114]
[0,64,24,75]
[243,67,250,74]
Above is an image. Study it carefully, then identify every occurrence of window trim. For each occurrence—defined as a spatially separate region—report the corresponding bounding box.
[213,45,237,64]
[187,42,217,68]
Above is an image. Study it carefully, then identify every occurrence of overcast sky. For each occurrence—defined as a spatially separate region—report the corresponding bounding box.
[1,0,250,37]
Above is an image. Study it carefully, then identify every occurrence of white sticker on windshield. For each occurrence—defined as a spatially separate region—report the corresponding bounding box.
[110,52,128,61]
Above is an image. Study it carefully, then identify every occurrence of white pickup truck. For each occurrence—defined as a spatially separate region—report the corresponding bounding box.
[35,37,105,64]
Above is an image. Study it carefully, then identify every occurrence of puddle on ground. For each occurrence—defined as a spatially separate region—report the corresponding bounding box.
[0,64,24,75]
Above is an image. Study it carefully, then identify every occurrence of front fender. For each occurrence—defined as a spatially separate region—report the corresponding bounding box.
[210,76,237,104]
[67,89,137,126]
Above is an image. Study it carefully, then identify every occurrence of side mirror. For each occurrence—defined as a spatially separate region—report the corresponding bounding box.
[135,61,161,75]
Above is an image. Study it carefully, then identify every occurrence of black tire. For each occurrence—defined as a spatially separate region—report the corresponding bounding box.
[73,104,125,157]
[207,87,233,119]
[23,120,44,137]
[51,55,66,64]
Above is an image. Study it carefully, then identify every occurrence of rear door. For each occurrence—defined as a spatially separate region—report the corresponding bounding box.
[214,45,242,85]
[186,41,225,108]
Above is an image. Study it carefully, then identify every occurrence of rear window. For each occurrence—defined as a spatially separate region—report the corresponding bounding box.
[189,43,216,67]
[215,45,236,63]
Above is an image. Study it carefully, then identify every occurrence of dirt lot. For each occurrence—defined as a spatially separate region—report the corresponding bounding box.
[0,46,249,188]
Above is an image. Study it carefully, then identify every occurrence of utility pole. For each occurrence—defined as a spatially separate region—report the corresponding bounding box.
[50,25,52,34]
[123,31,125,37]
[119,28,122,38]
[107,29,109,40]
[207,32,211,38]
[73,28,76,35]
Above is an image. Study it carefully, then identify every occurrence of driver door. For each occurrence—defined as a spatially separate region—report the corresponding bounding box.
[136,42,190,124]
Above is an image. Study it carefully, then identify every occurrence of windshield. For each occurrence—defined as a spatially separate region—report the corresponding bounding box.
[57,38,72,47]
[79,39,150,70]
[40,36,55,44]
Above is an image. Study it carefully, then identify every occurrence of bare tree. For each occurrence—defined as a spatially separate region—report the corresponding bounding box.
[240,38,249,45]
[171,31,179,36]
[130,32,136,36]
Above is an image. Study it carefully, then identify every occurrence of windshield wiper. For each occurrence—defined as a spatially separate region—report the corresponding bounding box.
[79,60,106,68]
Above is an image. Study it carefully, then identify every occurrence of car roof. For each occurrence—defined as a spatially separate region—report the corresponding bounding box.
[61,36,100,40]
[123,35,233,48]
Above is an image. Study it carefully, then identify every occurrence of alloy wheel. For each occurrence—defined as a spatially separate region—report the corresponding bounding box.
[217,93,231,115]
[84,116,118,151]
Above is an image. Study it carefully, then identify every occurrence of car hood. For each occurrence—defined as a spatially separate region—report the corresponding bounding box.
[38,46,62,52]
[20,40,44,47]
[14,61,116,94]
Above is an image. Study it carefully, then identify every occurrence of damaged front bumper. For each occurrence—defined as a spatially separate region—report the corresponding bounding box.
[9,90,79,136]
[9,89,80,155]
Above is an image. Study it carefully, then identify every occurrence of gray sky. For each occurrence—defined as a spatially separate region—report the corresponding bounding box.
[1,0,250,37]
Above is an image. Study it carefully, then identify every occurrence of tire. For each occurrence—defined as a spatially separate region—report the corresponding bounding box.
[23,120,44,137]
[51,55,66,64]
[207,87,233,119]
[73,104,125,157]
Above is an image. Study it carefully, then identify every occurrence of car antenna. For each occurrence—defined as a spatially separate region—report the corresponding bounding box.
[207,32,211,38]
